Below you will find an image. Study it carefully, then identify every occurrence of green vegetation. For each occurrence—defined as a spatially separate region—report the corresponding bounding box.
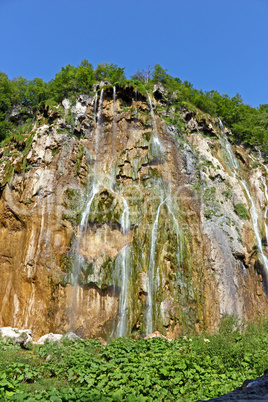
[0,62,267,151]
[234,203,248,220]
[0,316,267,401]
[204,186,216,203]
[222,189,232,200]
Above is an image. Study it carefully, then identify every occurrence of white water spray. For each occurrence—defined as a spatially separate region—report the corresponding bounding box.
[261,164,268,249]
[116,196,130,337]
[146,198,167,334]
[147,93,162,151]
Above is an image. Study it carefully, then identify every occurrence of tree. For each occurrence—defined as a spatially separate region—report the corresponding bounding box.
[130,66,153,84]
[49,64,78,102]
[94,63,126,84]
[152,64,170,85]
[24,78,48,106]
[76,60,94,92]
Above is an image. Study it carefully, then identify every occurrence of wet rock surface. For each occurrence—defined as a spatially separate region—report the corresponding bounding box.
[0,86,267,340]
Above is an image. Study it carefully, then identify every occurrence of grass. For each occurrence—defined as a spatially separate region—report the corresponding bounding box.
[0,316,267,401]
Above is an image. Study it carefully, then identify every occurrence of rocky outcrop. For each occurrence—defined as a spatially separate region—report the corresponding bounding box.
[0,86,267,340]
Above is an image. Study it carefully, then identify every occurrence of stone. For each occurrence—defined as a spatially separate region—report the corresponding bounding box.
[62,332,82,342]
[36,333,63,344]
[5,105,33,124]
[93,81,112,91]
[144,331,170,340]
[0,327,33,348]
[62,98,71,111]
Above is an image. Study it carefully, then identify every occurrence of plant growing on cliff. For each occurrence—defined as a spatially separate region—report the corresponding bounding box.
[234,203,248,220]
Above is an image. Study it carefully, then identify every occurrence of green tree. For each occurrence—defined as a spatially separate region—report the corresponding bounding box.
[24,78,48,106]
[10,76,28,105]
[49,64,78,102]
[76,59,94,92]
[152,64,172,86]
[94,63,126,84]
[0,73,14,141]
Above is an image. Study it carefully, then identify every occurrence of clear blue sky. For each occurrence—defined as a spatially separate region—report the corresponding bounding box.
[0,0,267,107]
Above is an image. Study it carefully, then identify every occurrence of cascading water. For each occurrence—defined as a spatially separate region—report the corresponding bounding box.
[147,93,163,154]
[261,164,268,250]
[110,86,117,189]
[219,120,268,276]
[166,199,184,265]
[146,198,167,335]
[69,90,105,326]
[219,120,238,172]
[115,196,130,337]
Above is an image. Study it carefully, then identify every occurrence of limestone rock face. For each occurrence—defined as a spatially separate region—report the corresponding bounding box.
[0,86,267,340]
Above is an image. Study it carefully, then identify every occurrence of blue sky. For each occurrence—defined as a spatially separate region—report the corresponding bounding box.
[0,0,267,107]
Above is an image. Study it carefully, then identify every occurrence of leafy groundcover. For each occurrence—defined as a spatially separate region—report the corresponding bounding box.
[0,317,267,401]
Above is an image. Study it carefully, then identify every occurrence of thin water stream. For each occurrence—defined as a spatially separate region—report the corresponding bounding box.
[261,164,268,250]
[115,197,130,337]
[219,120,268,275]
[146,198,167,335]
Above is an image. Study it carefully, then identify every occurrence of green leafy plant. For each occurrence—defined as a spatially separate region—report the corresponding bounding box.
[234,203,248,220]
[1,317,267,401]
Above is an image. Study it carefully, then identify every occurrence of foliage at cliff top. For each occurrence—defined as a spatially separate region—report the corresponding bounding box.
[0,316,267,401]
[0,61,267,151]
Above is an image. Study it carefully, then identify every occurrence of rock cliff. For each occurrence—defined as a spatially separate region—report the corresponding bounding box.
[0,85,268,340]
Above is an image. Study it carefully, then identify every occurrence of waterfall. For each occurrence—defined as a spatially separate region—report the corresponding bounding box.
[110,86,117,189]
[80,182,99,230]
[166,198,184,265]
[219,120,268,276]
[69,90,105,327]
[80,90,104,230]
[261,164,268,250]
[115,196,130,337]
[219,120,238,172]
[146,198,167,334]
[112,86,116,153]
[147,93,162,153]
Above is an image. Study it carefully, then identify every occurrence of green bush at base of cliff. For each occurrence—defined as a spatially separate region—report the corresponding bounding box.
[0,316,267,401]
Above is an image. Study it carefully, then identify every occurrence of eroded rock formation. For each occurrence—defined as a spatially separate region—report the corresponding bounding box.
[0,85,268,340]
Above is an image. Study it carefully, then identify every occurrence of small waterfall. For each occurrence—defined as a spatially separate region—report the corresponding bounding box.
[95,89,104,170]
[112,86,116,153]
[261,164,268,249]
[146,198,167,334]
[116,196,130,337]
[219,120,238,172]
[219,120,268,276]
[110,86,117,189]
[166,198,184,265]
[147,93,162,153]
[80,182,99,230]
[69,90,105,329]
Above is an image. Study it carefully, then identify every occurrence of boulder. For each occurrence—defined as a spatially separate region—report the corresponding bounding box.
[144,331,170,340]
[0,327,33,348]
[36,333,63,344]
[62,332,82,342]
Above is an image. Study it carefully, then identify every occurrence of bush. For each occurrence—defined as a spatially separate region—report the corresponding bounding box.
[234,203,248,220]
